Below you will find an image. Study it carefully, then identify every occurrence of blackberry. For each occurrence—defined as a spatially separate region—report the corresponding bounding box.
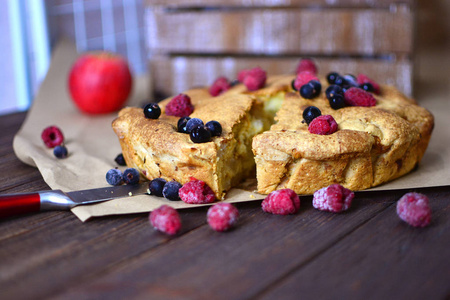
[143,103,161,119]
[186,118,204,133]
[328,94,346,110]
[300,80,321,99]
[360,82,375,93]
[53,145,68,159]
[114,153,126,166]
[190,125,211,143]
[123,168,140,185]
[177,116,191,133]
[106,169,123,186]
[302,106,322,125]
[326,72,340,84]
[163,180,183,201]
[325,85,343,100]
[149,178,167,197]
[205,120,222,137]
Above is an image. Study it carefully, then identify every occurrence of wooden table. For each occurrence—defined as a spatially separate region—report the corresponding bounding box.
[0,111,449,299]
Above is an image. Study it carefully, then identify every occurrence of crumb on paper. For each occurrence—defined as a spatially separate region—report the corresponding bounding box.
[128,192,132,196]
[249,194,256,199]
[147,188,151,194]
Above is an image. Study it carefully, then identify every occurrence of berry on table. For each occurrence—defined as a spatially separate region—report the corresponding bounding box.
[165,93,194,117]
[396,192,431,227]
[106,169,123,186]
[302,106,322,125]
[207,203,239,232]
[261,189,300,215]
[186,118,204,133]
[41,126,64,148]
[143,103,161,119]
[114,153,126,166]
[344,87,376,107]
[296,58,317,75]
[149,205,182,235]
[209,77,231,96]
[149,178,167,197]
[312,184,354,213]
[53,145,68,159]
[123,168,140,185]
[205,120,222,137]
[308,115,338,135]
[177,116,191,133]
[162,180,183,201]
[179,178,216,204]
[190,125,211,143]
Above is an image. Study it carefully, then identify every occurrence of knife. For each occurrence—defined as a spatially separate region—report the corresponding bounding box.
[0,183,149,218]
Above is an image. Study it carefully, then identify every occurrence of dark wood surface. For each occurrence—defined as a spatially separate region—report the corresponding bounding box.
[0,111,449,300]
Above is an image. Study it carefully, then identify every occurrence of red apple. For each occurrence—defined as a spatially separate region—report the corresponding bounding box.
[68,52,133,114]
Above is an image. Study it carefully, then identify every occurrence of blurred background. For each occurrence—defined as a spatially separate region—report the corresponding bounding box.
[0,0,449,115]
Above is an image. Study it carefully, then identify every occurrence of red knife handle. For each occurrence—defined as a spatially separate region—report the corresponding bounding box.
[0,193,41,218]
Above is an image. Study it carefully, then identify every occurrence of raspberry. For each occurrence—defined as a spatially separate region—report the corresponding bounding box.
[207,203,239,232]
[357,73,380,94]
[293,71,318,91]
[313,184,354,213]
[344,87,376,107]
[238,67,267,91]
[308,115,338,135]
[209,77,231,96]
[165,94,194,117]
[296,59,317,75]
[262,189,300,215]
[149,205,182,235]
[41,126,64,148]
[179,178,216,204]
[396,192,431,227]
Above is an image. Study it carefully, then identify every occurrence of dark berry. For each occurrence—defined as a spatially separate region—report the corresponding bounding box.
[106,169,123,186]
[114,153,126,166]
[177,117,191,133]
[360,82,375,93]
[53,145,68,159]
[325,85,343,100]
[309,80,322,94]
[149,178,167,197]
[326,72,340,84]
[190,125,211,143]
[143,103,161,119]
[291,79,297,91]
[334,75,347,86]
[328,94,346,110]
[302,106,321,125]
[41,126,64,148]
[299,83,315,99]
[123,168,140,185]
[186,118,204,133]
[163,180,183,201]
[205,120,222,136]
[341,85,352,93]
[343,74,358,87]
[230,79,240,87]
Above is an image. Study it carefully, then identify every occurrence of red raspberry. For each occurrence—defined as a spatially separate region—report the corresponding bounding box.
[41,126,65,148]
[296,59,318,75]
[308,115,338,135]
[165,94,194,117]
[149,205,182,235]
[344,87,376,107]
[357,73,380,94]
[209,77,231,96]
[179,178,216,204]
[293,71,318,90]
[262,189,300,215]
[313,184,354,213]
[396,192,431,227]
[207,203,240,232]
[238,67,267,91]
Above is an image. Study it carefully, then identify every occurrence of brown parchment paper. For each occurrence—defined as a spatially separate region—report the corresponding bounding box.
[13,40,450,222]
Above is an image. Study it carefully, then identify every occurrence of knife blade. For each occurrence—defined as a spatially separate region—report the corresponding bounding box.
[0,183,150,218]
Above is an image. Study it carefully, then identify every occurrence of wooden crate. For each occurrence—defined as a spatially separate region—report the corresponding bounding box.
[145,0,415,98]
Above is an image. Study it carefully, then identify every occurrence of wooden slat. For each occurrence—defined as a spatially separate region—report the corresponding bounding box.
[146,6,413,56]
[149,55,413,99]
[145,0,415,8]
